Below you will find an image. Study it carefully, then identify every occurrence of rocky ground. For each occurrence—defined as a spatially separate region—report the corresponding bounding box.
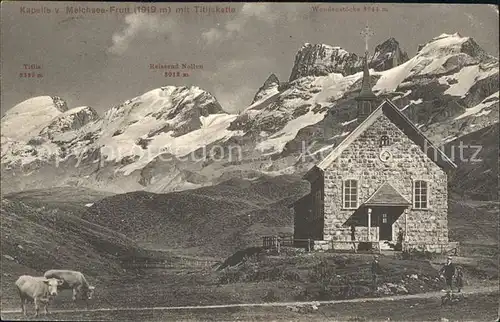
[1,185,497,321]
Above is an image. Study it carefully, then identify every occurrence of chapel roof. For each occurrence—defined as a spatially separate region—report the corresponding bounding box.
[316,99,457,171]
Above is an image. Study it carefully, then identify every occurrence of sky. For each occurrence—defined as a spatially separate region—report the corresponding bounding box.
[1,2,498,116]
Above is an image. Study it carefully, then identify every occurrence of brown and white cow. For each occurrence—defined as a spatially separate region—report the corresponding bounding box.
[43,269,95,304]
[15,275,63,317]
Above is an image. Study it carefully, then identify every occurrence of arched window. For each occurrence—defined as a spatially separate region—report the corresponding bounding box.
[380,135,390,147]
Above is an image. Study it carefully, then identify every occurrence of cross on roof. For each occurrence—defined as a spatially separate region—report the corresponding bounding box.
[360,25,374,52]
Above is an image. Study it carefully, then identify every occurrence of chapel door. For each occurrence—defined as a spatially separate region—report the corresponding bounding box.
[378,211,392,241]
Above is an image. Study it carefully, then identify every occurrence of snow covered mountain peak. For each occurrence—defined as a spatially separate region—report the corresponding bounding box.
[371,38,409,71]
[39,106,99,140]
[373,33,497,94]
[418,33,490,60]
[421,33,468,54]
[1,96,69,141]
[100,85,226,140]
[1,33,498,195]
[289,38,410,82]
[289,43,360,81]
[435,32,463,40]
[251,74,280,104]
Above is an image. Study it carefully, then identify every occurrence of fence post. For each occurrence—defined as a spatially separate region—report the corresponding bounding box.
[308,239,311,252]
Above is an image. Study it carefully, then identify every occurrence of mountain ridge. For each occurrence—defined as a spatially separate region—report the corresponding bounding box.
[1,33,498,197]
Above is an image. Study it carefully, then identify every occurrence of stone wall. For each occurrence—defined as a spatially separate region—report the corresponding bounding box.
[313,240,332,251]
[313,240,357,251]
[323,114,449,244]
[313,240,458,254]
[327,227,379,242]
[403,241,459,254]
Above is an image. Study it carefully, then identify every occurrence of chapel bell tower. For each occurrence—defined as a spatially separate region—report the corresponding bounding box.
[355,25,378,121]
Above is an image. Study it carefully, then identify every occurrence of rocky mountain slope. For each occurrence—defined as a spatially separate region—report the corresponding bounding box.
[446,123,499,200]
[0,193,144,308]
[1,33,498,197]
[251,74,280,104]
[288,37,409,81]
[81,175,309,256]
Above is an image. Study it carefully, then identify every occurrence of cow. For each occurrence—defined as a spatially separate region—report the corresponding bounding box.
[43,269,95,305]
[15,275,63,317]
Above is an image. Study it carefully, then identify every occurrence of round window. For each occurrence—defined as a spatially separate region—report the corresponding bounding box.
[379,150,393,162]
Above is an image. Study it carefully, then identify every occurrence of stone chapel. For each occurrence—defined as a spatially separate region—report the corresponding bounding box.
[292,27,458,253]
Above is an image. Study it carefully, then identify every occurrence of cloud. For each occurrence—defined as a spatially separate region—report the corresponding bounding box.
[200,57,276,112]
[108,13,177,55]
[240,3,278,22]
[110,4,302,52]
[201,28,225,46]
[465,13,479,27]
[215,85,256,113]
[202,3,295,45]
[489,4,499,15]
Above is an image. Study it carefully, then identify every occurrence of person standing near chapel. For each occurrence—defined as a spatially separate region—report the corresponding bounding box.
[350,224,357,253]
[455,265,464,293]
[395,228,405,251]
[371,255,381,291]
[439,256,456,291]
